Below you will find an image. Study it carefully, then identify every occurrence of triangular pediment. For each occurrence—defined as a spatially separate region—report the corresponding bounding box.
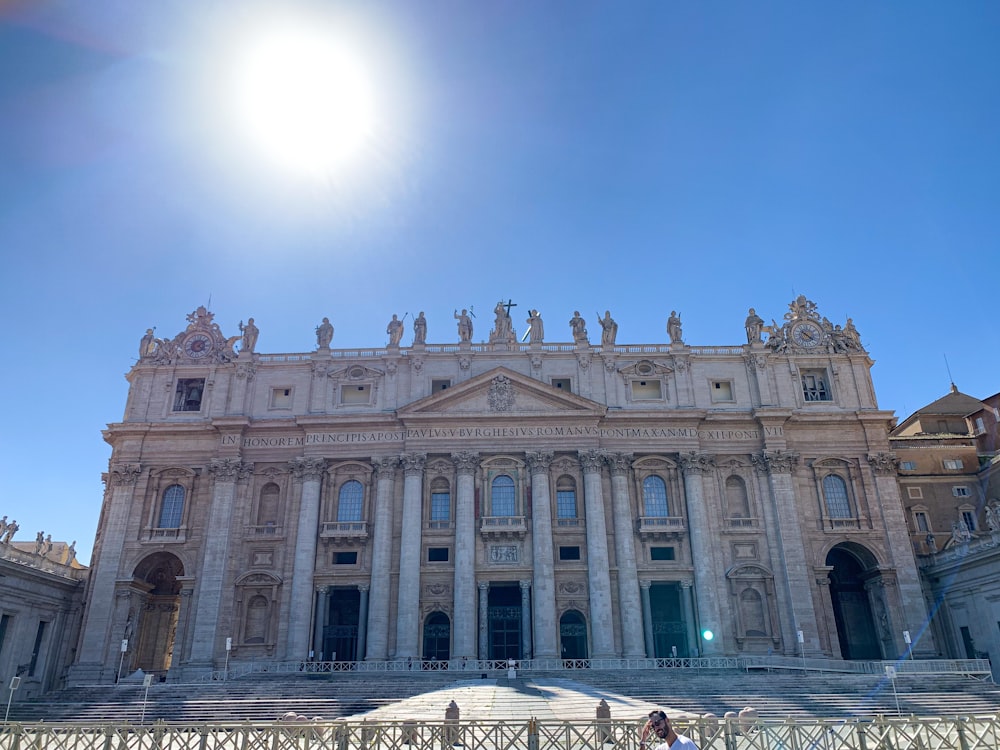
[397,367,606,418]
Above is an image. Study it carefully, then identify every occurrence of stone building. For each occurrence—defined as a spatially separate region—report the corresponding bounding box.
[0,528,87,701]
[70,297,933,683]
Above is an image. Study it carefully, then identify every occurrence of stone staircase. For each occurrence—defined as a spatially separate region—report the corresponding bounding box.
[8,670,1000,724]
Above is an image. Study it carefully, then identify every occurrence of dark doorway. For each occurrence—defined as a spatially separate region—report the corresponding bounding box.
[132,552,184,676]
[423,612,451,661]
[827,547,880,659]
[559,610,588,659]
[324,587,360,661]
[650,582,689,657]
[487,583,521,660]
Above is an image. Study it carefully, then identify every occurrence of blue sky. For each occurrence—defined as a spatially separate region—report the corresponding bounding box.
[1,2,998,564]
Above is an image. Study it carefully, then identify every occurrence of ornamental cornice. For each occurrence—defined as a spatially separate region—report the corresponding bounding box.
[401,452,427,476]
[578,450,604,473]
[867,452,900,476]
[606,452,635,477]
[452,451,480,474]
[751,450,799,475]
[288,457,327,481]
[525,451,554,473]
[679,452,715,474]
[110,464,142,486]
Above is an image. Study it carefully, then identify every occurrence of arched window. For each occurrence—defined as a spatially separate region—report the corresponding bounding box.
[256,483,279,526]
[491,475,516,516]
[337,480,364,522]
[556,476,577,522]
[158,484,185,528]
[245,595,269,644]
[643,476,669,517]
[430,478,451,527]
[739,588,768,637]
[725,476,751,518]
[823,475,851,518]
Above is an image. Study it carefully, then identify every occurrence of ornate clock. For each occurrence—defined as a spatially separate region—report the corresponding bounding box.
[791,321,823,348]
[183,332,214,359]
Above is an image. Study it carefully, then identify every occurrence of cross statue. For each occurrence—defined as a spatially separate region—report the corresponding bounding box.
[503,299,517,316]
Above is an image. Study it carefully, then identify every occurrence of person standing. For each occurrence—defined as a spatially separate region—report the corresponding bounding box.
[640,710,698,750]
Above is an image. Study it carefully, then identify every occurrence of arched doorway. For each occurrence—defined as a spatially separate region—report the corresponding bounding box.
[131,552,184,675]
[423,612,451,661]
[826,545,881,659]
[559,610,588,660]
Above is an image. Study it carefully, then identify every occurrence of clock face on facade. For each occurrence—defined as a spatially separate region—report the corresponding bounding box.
[183,333,213,359]
[791,321,823,348]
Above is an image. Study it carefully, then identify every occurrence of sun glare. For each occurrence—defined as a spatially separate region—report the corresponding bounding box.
[234,25,376,176]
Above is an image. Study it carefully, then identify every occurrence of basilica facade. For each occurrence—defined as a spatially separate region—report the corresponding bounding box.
[70,297,933,683]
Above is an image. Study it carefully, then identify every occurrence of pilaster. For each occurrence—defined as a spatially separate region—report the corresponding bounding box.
[453,452,479,659]
[679,452,724,654]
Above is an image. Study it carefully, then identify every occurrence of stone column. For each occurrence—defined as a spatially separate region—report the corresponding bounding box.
[71,464,142,684]
[366,456,399,661]
[190,458,251,665]
[525,451,558,658]
[640,580,655,658]
[814,569,840,658]
[868,452,936,656]
[286,457,326,660]
[356,584,370,661]
[679,453,725,655]
[751,450,820,654]
[170,585,195,677]
[520,580,532,660]
[478,581,490,660]
[680,580,697,656]
[606,452,645,657]
[313,586,330,660]
[579,450,615,658]
[395,453,426,659]
[452,452,479,659]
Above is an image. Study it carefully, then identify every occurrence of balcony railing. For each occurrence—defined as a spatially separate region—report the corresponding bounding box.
[320,521,369,543]
[726,517,759,530]
[245,524,284,537]
[144,527,186,543]
[637,516,686,537]
[480,515,527,539]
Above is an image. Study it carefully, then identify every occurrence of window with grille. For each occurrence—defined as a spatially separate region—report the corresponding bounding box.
[431,491,451,523]
[337,481,364,522]
[822,475,851,518]
[491,475,516,516]
[643,476,669,517]
[158,484,185,528]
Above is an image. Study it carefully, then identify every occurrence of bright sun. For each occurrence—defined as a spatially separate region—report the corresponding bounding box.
[234,25,376,176]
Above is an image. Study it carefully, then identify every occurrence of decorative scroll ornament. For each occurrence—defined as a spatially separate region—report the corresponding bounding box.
[451,451,480,473]
[605,452,635,476]
[288,456,327,481]
[525,451,554,472]
[679,452,715,474]
[867,452,900,476]
[372,456,400,478]
[235,362,256,381]
[401,452,427,476]
[311,361,330,377]
[751,450,799,475]
[578,449,604,472]
[209,458,253,482]
[458,356,472,371]
[529,354,543,371]
[488,375,516,412]
[111,463,142,486]
[576,352,591,370]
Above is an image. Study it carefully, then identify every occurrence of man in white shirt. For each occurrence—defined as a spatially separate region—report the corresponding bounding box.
[640,710,698,750]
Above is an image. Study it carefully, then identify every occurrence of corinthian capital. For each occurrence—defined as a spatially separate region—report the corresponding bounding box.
[401,452,427,476]
[372,456,400,478]
[289,456,327,481]
[605,452,635,477]
[867,452,900,476]
[525,451,554,473]
[110,463,142,486]
[679,452,715,474]
[209,457,252,482]
[751,450,799,475]
[578,449,604,473]
[451,451,480,475]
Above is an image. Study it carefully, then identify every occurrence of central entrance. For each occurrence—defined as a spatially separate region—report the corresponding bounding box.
[487,583,522,660]
[650,582,689,657]
[324,587,360,662]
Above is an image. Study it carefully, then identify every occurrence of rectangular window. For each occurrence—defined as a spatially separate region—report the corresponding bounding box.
[270,387,292,409]
[427,547,449,562]
[551,378,572,392]
[334,551,358,565]
[943,459,964,470]
[907,486,923,499]
[953,486,971,497]
[962,510,977,531]
[431,379,451,393]
[173,378,205,412]
[801,370,831,402]
[0,614,10,658]
[650,546,676,561]
[631,379,663,400]
[28,621,47,676]
[710,381,734,402]
[900,461,917,471]
[914,512,929,532]
[975,417,986,435]
[559,546,581,561]
[340,384,372,405]
[430,492,451,525]
[556,491,577,519]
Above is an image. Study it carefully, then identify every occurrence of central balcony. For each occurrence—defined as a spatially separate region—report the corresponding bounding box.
[320,521,369,544]
[637,516,686,540]
[480,515,527,540]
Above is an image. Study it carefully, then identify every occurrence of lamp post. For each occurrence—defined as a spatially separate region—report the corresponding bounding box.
[885,665,901,715]
[4,676,21,724]
[797,630,806,672]
[903,630,913,660]
[116,639,128,684]
[225,637,232,681]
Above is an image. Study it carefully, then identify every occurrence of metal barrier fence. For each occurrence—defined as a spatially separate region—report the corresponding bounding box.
[3,716,1000,750]
[196,657,993,683]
